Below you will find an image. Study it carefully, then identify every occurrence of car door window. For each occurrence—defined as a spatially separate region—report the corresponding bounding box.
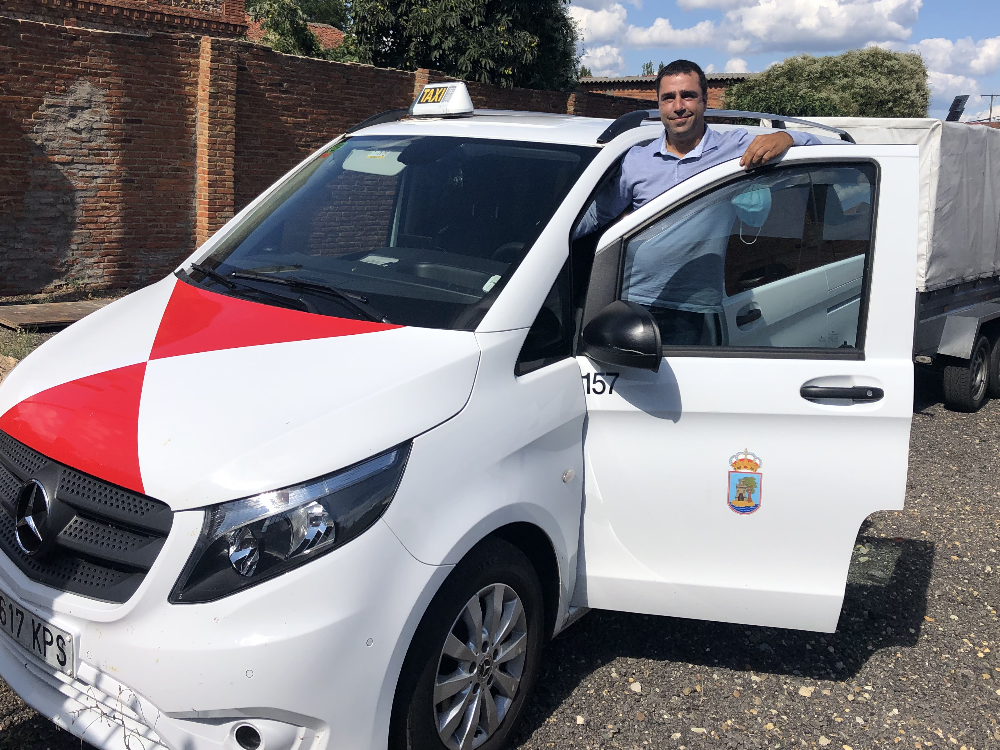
[620,163,877,352]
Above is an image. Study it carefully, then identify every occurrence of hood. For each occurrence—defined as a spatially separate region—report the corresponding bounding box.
[0,277,481,510]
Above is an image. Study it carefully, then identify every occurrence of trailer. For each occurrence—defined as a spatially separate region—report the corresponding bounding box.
[789,117,1000,411]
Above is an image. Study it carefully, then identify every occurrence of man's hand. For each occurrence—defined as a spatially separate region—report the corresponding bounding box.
[739,132,794,170]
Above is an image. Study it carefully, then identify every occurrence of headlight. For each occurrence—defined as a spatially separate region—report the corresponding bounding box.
[170,443,410,604]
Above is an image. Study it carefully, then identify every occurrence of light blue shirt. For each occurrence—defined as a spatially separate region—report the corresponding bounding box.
[576,125,826,238]
[576,124,830,315]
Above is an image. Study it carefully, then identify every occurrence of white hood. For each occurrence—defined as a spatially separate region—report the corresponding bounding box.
[0,277,480,509]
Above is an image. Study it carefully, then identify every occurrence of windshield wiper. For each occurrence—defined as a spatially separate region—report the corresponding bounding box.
[186,263,315,312]
[189,262,237,289]
[229,270,392,324]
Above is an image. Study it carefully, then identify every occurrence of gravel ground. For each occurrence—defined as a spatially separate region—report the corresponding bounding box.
[0,374,996,750]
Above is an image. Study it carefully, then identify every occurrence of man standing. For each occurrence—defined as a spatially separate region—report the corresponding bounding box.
[581,59,826,232]
[576,59,831,346]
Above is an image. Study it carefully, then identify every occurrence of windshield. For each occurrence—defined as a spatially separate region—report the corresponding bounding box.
[186,136,597,329]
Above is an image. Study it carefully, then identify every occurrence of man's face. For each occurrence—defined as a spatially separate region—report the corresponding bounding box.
[657,72,706,140]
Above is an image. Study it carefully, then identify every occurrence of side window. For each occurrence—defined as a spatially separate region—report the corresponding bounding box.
[620,163,876,351]
[515,261,574,376]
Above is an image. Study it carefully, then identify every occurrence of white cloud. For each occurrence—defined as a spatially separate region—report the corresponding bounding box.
[723,0,922,54]
[725,57,750,73]
[925,71,978,113]
[927,71,977,98]
[580,44,628,76]
[704,63,717,73]
[677,0,755,8]
[906,36,1000,78]
[568,3,628,44]
[624,18,717,48]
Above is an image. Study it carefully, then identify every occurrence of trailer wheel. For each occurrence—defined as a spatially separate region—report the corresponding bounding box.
[942,335,991,412]
[989,335,1000,399]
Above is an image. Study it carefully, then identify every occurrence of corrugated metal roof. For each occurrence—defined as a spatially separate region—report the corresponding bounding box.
[579,73,750,84]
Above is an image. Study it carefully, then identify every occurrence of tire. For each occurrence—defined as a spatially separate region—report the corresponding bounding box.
[989,333,1000,399]
[942,335,991,412]
[390,538,545,750]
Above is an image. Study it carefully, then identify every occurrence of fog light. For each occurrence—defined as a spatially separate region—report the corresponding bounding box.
[234,724,262,750]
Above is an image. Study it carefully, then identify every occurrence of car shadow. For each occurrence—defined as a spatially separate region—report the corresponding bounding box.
[512,531,935,742]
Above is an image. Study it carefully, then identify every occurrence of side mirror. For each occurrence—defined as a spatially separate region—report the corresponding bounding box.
[581,300,662,372]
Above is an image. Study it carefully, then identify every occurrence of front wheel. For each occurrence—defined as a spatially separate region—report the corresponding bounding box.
[942,335,991,412]
[390,538,544,750]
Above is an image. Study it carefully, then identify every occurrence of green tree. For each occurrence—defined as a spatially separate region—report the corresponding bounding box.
[579,64,593,78]
[299,0,347,27]
[245,0,348,59]
[641,60,654,76]
[350,0,581,89]
[725,47,930,118]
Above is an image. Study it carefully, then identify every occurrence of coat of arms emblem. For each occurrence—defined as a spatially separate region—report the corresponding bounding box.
[728,449,762,514]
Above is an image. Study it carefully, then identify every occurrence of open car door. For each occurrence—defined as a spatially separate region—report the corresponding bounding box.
[573,146,917,632]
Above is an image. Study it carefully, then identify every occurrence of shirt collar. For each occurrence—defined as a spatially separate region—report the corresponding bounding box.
[657,123,719,161]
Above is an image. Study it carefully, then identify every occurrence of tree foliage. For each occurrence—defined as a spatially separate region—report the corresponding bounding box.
[725,47,930,118]
[579,64,593,79]
[350,0,580,89]
[245,0,347,58]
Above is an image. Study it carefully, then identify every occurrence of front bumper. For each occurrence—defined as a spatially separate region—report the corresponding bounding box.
[0,517,447,750]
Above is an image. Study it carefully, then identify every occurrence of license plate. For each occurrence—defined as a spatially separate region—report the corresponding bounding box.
[0,587,74,677]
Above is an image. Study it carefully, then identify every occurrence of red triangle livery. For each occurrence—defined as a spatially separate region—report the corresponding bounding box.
[150,280,400,360]
[0,363,147,494]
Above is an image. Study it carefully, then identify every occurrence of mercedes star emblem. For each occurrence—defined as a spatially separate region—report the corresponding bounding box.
[15,479,50,555]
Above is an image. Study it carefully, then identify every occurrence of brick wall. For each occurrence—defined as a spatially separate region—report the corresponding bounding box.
[0,18,201,294]
[1,0,245,36]
[0,16,652,295]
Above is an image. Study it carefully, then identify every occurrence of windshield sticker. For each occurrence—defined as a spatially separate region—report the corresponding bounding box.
[360,254,399,267]
[343,149,405,176]
[482,274,501,292]
[319,143,346,159]
[728,449,762,515]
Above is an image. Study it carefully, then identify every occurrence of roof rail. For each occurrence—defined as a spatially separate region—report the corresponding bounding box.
[596,109,856,144]
[345,108,410,134]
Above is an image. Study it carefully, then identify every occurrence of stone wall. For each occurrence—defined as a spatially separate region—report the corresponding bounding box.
[0,16,652,295]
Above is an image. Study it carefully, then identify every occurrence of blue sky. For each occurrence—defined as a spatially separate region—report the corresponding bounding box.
[568,1,1000,121]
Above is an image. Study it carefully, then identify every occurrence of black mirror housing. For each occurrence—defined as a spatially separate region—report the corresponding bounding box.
[581,300,662,372]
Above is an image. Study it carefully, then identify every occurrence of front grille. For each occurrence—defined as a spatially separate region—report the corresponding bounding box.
[0,431,173,603]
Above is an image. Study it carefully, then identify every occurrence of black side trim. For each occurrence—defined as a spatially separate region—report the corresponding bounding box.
[658,347,865,360]
[581,238,625,332]
[596,109,857,144]
[345,108,410,134]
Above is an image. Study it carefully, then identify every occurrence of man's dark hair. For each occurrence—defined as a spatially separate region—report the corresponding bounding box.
[655,60,708,99]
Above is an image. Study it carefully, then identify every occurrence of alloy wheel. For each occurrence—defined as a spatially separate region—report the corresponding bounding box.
[433,583,528,750]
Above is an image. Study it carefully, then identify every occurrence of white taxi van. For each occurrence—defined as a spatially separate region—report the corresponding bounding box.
[0,82,916,750]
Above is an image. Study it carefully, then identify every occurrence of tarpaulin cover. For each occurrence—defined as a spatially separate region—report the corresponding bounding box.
[781,118,1000,292]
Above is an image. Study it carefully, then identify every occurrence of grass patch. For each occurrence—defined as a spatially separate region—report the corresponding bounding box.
[0,327,53,362]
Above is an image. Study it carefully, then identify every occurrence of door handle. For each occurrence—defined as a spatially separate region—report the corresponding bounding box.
[800,385,884,403]
[735,306,762,327]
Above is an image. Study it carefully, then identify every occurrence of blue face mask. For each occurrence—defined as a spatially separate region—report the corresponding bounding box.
[731,187,772,228]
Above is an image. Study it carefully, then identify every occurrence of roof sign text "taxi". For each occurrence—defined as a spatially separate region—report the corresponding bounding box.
[410,82,474,118]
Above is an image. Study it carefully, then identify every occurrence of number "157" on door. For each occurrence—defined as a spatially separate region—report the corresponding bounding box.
[581,372,620,395]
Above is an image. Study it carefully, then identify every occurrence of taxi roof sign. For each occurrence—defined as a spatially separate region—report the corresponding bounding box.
[411,82,474,117]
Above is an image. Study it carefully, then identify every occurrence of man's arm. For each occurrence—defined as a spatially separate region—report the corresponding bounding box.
[738,129,833,170]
